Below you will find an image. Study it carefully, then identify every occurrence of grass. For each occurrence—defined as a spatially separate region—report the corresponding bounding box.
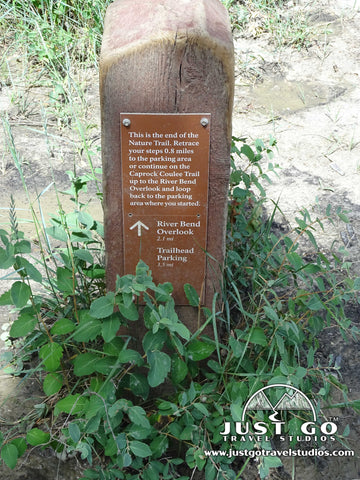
[0,0,110,73]
[223,0,318,49]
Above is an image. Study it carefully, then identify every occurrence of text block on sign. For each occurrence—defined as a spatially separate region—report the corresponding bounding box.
[121,113,210,304]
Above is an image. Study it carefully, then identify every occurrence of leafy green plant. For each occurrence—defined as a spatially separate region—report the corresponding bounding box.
[0,137,359,480]
[225,135,359,404]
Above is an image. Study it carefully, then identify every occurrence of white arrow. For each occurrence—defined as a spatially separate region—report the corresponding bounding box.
[130,220,149,237]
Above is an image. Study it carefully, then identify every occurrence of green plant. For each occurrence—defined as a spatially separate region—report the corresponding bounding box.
[222,0,318,49]
[0,137,359,480]
[225,135,359,397]
[0,0,111,75]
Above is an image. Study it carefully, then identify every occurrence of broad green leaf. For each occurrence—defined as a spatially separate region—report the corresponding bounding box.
[95,356,117,375]
[129,440,152,458]
[83,266,105,279]
[150,435,168,458]
[77,441,92,462]
[255,138,265,151]
[295,366,307,380]
[154,282,173,302]
[10,438,26,457]
[187,340,215,361]
[43,373,63,396]
[73,353,100,376]
[172,322,191,341]
[77,211,94,229]
[142,329,167,354]
[307,295,323,311]
[56,267,74,295]
[51,318,76,336]
[205,460,217,480]
[118,349,143,365]
[303,263,322,274]
[68,422,81,444]
[46,225,68,242]
[128,406,150,429]
[129,373,149,400]
[171,356,188,384]
[249,327,268,346]
[122,292,134,308]
[184,284,199,307]
[229,336,243,358]
[101,313,121,342]
[307,346,315,368]
[10,281,31,308]
[263,305,280,323]
[193,402,209,417]
[89,293,115,319]
[103,337,124,356]
[0,290,12,306]
[54,394,89,416]
[84,414,101,433]
[118,301,139,321]
[287,252,303,270]
[26,428,50,446]
[207,359,223,373]
[240,144,255,161]
[108,399,131,418]
[230,402,243,421]
[353,277,360,290]
[72,314,101,342]
[194,448,206,470]
[0,246,15,269]
[74,249,93,264]
[39,342,63,372]
[15,257,42,283]
[104,437,118,457]
[280,360,290,376]
[147,351,171,387]
[9,312,37,338]
[179,425,196,440]
[1,443,18,469]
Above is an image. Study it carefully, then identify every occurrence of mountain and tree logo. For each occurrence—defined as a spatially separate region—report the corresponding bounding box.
[242,384,316,422]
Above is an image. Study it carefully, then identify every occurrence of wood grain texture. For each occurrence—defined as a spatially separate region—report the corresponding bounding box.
[100,0,234,327]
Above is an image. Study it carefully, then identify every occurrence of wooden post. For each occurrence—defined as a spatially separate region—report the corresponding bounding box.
[100,0,234,331]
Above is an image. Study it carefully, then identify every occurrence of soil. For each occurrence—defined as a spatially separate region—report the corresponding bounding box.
[0,0,359,478]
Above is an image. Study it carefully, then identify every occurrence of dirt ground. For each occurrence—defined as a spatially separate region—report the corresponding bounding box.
[0,0,359,478]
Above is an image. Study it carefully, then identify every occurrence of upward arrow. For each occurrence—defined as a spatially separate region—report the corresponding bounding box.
[129,220,149,237]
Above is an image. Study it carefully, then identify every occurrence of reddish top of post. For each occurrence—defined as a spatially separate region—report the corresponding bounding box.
[100,0,233,95]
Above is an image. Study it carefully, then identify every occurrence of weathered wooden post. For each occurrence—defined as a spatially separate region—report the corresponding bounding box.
[100,0,234,332]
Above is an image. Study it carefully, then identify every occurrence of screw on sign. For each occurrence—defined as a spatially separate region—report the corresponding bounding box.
[120,113,210,305]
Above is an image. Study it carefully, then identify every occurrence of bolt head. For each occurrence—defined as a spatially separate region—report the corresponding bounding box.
[122,118,131,127]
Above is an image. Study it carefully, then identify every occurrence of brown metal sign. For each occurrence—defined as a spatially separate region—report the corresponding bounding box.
[120,113,210,304]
